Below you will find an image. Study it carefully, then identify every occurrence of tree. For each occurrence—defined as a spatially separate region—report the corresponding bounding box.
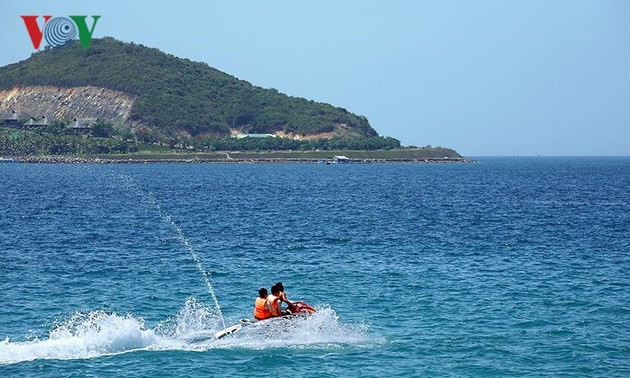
[91,121,115,138]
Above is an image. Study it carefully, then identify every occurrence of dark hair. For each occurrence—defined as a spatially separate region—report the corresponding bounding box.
[258,288,268,297]
[275,282,284,292]
[271,284,280,295]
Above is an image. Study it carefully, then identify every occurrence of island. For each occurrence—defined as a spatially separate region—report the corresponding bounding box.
[0,37,467,163]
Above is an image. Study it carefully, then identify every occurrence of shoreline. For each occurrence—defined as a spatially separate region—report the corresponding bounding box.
[1,155,472,164]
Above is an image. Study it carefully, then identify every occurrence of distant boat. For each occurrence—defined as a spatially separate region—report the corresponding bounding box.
[333,156,350,163]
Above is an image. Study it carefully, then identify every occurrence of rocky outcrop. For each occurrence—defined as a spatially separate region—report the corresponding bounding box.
[0,86,136,126]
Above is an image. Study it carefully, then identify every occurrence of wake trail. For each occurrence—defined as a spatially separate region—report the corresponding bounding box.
[0,302,370,365]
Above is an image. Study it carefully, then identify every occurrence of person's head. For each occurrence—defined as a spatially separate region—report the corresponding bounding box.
[258,287,268,298]
[275,282,284,292]
[271,284,280,296]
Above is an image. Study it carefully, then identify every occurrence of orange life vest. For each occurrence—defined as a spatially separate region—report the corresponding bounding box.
[267,294,280,316]
[254,297,271,320]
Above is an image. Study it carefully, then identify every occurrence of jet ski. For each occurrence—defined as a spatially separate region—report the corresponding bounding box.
[214,301,316,339]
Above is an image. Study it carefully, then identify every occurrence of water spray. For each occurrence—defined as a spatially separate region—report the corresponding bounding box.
[118,174,226,328]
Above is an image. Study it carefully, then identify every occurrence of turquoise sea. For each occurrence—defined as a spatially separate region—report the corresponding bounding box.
[0,157,629,377]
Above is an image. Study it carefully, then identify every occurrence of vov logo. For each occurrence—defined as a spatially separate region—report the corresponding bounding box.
[21,15,101,50]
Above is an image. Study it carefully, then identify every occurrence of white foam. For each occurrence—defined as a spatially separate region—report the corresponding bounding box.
[0,311,165,365]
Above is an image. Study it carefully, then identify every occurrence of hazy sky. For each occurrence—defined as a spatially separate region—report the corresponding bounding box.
[2,0,629,156]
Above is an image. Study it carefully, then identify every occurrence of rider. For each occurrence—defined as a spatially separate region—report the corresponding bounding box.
[266,284,284,317]
[253,287,272,320]
[275,282,295,311]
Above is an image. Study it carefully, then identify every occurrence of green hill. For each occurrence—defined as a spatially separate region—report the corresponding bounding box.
[0,37,376,138]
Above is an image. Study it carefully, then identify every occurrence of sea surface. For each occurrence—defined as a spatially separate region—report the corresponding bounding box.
[0,157,628,377]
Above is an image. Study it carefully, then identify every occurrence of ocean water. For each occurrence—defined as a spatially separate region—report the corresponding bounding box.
[0,157,628,377]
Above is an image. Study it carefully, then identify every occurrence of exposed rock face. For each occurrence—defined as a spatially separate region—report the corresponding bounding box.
[0,86,136,125]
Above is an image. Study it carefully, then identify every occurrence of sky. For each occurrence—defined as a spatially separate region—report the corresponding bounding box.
[1,0,629,156]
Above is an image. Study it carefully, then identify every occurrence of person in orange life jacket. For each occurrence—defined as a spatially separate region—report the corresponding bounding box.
[266,284,284,317]
[275,282,295,311]
[253,288,272,320]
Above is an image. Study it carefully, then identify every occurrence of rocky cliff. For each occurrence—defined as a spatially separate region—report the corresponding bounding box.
[0,86,135,126]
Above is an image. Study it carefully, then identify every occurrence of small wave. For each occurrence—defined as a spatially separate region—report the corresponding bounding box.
[0,300,369,365]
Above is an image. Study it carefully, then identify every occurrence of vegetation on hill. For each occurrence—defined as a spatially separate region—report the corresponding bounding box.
[0,37,376,138]
[0,126,134,155]
[0,123,404,156]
